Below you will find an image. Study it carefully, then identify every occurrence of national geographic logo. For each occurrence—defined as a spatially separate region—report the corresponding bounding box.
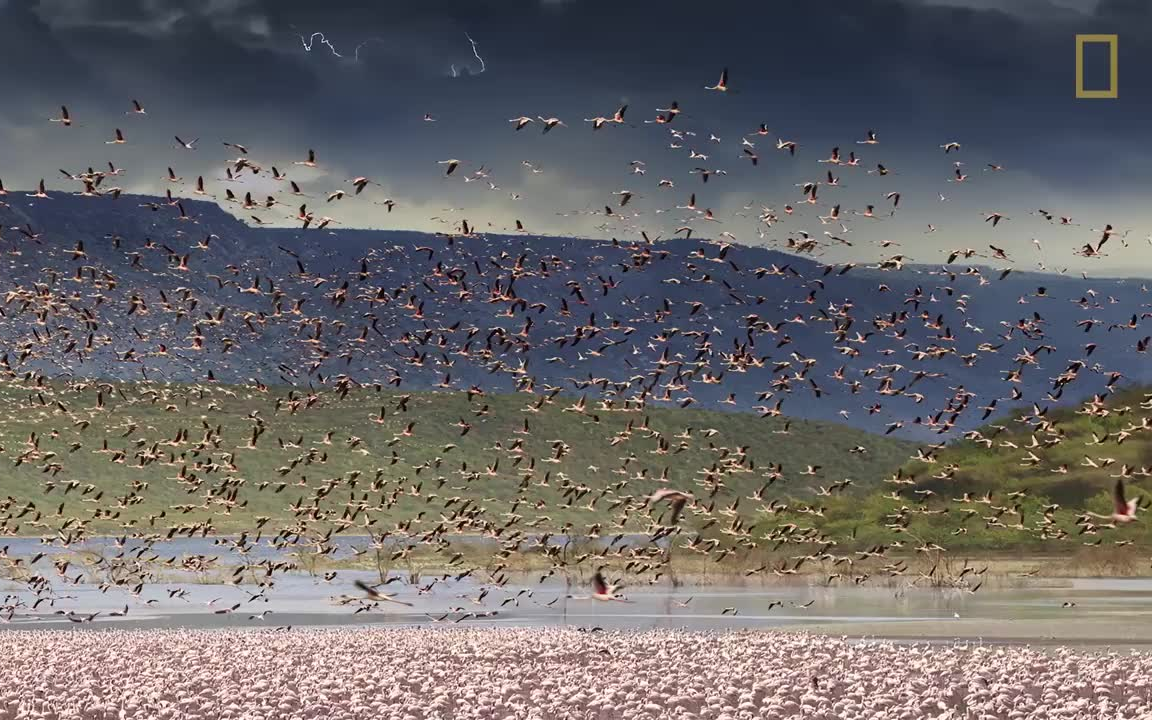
[1075,34,1118,99]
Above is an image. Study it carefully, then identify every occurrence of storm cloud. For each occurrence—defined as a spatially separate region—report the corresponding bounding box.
[2,0,1149,272]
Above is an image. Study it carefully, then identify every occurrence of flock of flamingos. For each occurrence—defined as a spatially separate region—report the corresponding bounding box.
[0,61,1149,719]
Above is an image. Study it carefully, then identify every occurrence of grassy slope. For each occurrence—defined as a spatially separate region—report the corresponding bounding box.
[816,387,1152,552]
[0,380,915,538]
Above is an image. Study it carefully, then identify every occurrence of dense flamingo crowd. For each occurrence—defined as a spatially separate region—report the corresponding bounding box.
[0,627,1148,719]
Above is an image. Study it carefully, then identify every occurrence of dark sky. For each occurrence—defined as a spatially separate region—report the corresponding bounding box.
[2,0,1150,272]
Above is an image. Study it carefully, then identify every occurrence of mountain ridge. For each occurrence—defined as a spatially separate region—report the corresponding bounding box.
[2,192,1149,439]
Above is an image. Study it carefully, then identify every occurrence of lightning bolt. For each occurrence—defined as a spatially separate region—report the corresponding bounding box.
[466,32,486,73]
[299,32,343,58]
[352,38,387,62]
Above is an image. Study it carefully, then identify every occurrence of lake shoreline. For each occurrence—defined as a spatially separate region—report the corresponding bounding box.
[2,534,1150,586]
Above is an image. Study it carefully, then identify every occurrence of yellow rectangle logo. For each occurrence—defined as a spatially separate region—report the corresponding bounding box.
[1076,34,1118,99]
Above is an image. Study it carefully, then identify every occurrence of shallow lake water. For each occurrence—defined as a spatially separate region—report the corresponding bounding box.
[1,536,1150,646]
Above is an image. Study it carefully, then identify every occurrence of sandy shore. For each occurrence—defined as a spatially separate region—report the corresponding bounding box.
[1,627,1149,719]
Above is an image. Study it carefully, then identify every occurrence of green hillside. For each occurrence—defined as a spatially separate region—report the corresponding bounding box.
[815,387,1152,552]
[0,378,915,538]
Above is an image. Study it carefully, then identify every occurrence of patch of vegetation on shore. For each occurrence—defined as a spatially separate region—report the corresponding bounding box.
[0,378,913,536]
[0,379,1149,586]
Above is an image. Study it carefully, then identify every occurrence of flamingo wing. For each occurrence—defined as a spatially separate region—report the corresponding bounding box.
[591,570,608,596]
[1114,478,1129,515]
